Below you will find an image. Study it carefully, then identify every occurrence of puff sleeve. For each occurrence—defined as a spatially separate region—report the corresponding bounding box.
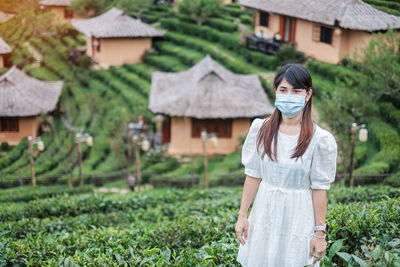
[310,132,338,190]
[241,118,263,179]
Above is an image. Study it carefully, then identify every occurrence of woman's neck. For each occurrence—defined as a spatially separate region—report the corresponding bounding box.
[280,112,302,127]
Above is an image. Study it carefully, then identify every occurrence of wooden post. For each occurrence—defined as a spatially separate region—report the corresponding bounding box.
[28,140,36,187]
[134,136,142,191]
[78,141,83,186]
[349,130,356,187]
[202,139,208,189]
[67,132,73,188]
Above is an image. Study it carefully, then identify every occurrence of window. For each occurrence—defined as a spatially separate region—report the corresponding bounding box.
[93,38,101,52]
[192,118,232,138]
[64,9,73,19]
[259,11,269,27]
[0,117,19,132]
[320,26,333,44]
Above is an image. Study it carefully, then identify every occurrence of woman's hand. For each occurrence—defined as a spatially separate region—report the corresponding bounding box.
[309,232,327,264]
[235,215,249,246]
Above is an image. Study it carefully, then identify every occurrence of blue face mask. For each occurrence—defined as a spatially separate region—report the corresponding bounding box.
[274,94,306,117]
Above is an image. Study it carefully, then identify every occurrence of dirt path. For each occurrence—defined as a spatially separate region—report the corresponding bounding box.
[93,183,154,194]
[23,41,42,67]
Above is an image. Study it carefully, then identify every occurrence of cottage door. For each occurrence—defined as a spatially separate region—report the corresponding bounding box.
[161,116,171,144]
[279,15,296,43]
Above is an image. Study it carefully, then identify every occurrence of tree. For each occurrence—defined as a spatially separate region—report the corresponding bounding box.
[348,27,400,102]
[178,0,222,26]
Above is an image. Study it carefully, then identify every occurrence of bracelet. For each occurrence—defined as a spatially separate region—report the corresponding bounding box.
[313,233,326,239]
[313,224,326,233]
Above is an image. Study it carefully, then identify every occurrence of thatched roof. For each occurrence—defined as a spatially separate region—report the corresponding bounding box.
[148,54,274,119]
[0,10,15,24]
[0,37,12,54]
[71,7,167,38]
[39,0,70,6]
[238,0,400,32]
[0,66,63,117]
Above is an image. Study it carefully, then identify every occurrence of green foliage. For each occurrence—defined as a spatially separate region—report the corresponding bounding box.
[69,0,110,16]
[276,43,306,64]
[383,173,400,187]
[178,0,222,25]
[362,0,400,16]
[151,175,199,188]
[309,28,400,178]
[0,185,399,265]
[240,14,252,25]
[116,0,154,19]
[0,185,94,203]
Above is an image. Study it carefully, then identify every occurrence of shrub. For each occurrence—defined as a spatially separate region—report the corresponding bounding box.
[150,175,199,188]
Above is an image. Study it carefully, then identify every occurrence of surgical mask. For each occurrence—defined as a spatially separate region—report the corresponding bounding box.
[274,93,306,117]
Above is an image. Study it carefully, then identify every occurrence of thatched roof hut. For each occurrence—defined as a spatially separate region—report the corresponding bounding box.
[238,0,400,32]
[0,37,12,55]
[0,11,15,24]
[0,66,63,116]
[71,7,167,38]
[148,54,273,155]
[148,54,274,119]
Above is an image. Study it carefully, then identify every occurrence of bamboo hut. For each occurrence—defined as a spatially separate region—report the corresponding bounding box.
[0,37,12,68]
[71,7,167,68]
[0,66,63,146]
[148,54,274,156]
[239,0,400,64]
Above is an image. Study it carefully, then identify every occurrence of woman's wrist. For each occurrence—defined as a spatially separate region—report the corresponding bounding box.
[314,230,325,236]
[238,211,247,218]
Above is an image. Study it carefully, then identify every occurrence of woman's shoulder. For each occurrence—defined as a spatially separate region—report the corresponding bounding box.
[250,117,268,130]
[314,124,337,147]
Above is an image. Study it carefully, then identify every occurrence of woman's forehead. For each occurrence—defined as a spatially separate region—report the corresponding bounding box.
[278,78,294,88]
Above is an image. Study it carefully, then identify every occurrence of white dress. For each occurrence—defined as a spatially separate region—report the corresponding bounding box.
[237,118,338,267]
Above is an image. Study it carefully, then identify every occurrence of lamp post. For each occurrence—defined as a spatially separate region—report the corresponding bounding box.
[132,133,150,191]
[75,132,93,186]
[200,129,218,189]
[123,122,136,188]
[27,136,45,187]
[348,123,368,187]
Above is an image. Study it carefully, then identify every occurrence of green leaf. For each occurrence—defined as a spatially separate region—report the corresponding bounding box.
[329,239,344,259]
[388,238,400,248]
[372,245,382,261]
[351,255,367,267]
[337,252,352,262]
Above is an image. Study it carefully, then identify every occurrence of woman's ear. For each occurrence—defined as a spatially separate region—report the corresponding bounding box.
[306,88,312,100]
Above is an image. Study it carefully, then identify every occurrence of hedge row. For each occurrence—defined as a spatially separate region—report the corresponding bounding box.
[0,186,399,265]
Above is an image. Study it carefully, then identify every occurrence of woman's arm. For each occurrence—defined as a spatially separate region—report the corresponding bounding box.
[312,189,327,229]
[309,189,328,264]
[235,176,262,245]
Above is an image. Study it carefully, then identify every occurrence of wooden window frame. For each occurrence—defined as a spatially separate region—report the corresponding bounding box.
[259,11,269,27]
[0,117,19,132]
[191,118,232,138]
[64,8,73,19]
[320,26,333,44]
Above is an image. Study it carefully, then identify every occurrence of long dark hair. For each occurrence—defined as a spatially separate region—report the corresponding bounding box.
[257,63,315,162]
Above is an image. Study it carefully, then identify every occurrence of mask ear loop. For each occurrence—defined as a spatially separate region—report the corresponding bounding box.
[305,87,311,105]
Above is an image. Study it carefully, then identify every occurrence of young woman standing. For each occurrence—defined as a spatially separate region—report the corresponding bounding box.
[235,63,337,266]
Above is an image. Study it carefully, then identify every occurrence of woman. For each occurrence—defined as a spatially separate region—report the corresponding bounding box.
[235,63,337,267]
